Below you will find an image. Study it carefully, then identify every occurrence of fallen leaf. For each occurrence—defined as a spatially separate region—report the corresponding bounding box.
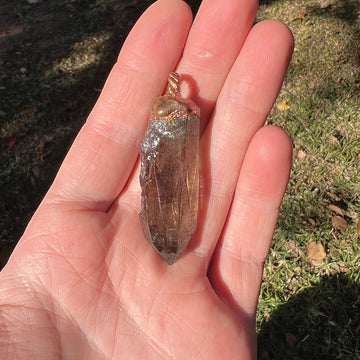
[332,215,348,230]
[37,140,46,151]
[331,263,350,273]
[307,242,326,265]
[308,218,316,226]
[339,265,350,273]
[297,149,306,159]
[285,333,297,347]
[328,204,344,217]
[4,136,18,148]
[357,219,360,237]
[24,106,37,115]
[276,101,290,111]
[329,135,340,145]
[292,11,307,22]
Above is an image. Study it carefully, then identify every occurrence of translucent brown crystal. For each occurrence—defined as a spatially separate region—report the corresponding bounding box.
[139,73,200,265]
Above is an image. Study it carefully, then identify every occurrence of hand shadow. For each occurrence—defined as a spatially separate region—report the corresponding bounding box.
[257,273,360,359]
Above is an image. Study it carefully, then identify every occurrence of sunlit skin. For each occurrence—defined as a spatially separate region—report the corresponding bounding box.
[0,0,293,359]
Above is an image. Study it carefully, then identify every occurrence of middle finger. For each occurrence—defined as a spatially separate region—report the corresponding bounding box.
[176,0,258,128]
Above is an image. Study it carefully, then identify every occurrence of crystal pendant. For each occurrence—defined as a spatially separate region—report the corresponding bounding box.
[139,72,200,265]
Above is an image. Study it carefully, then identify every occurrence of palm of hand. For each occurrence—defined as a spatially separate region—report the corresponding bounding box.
[0,0,293,359]
[16,205,249,358]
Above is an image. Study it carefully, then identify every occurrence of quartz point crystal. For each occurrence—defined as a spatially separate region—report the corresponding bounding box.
[139,72,200,265]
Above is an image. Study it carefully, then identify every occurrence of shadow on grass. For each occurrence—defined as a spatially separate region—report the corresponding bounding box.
[307,0,360,65]
[258,273,360,359]
[0,2,151,249]
[0,0,201,263]
[308,0,360,26]
[0,0,134,252]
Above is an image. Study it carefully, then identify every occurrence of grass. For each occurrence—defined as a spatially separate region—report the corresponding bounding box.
[0,0,359,358]
[256,0,360,358]
[0,0,156,253]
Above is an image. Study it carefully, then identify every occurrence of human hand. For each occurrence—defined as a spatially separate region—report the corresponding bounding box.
[0,0,293,358]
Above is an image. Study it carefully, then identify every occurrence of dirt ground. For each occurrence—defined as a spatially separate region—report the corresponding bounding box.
[0,0,201,267]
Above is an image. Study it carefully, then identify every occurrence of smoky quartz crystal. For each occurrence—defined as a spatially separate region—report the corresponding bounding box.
[139,73,200,265]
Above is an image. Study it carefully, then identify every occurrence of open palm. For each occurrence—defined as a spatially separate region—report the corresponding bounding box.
[0,0,293,359]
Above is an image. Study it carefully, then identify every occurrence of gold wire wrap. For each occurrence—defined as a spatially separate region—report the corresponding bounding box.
[168,72,180,95]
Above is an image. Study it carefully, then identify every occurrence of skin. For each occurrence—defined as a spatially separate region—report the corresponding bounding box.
[0,0,294,359]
